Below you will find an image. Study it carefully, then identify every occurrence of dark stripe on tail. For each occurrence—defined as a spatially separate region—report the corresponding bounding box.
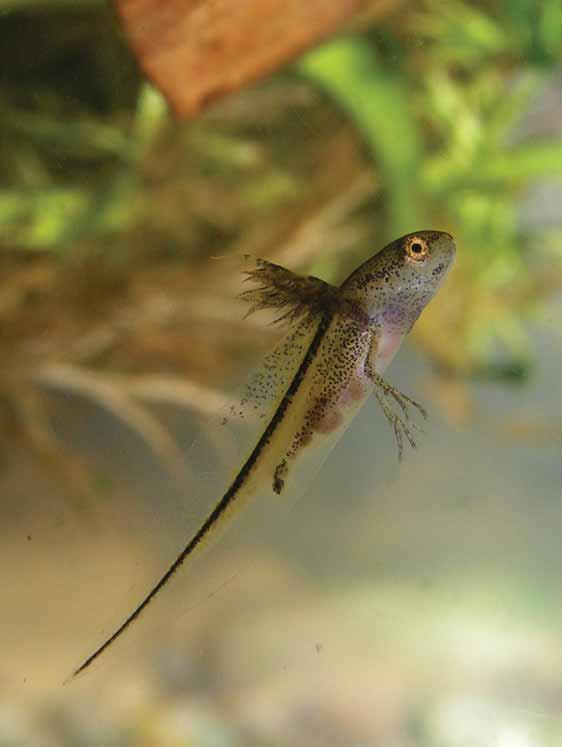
[72,313,332,678]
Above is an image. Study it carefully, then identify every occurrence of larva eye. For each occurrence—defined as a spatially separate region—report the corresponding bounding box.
[405,236,430,262]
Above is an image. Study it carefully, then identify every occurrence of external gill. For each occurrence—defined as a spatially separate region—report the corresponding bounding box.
[240,258,370,330]
[239,257,342,326]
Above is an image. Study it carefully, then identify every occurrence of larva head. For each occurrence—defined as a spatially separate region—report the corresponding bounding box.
[340,230,456,333]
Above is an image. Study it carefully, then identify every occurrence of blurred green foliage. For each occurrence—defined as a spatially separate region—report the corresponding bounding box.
[1,0,562,377]
[300,1,562,376]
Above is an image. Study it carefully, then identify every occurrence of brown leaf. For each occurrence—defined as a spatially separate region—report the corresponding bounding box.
[114,0,373,117]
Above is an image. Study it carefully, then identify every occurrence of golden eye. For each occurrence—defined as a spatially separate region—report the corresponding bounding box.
[405,236,429,262]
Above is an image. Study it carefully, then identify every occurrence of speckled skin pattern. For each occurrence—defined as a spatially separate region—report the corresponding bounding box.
[72,231,455,677]
[340,230,455,334]
[270,230,456,493]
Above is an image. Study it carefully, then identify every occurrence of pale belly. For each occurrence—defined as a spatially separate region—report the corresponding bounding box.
[233,318,406,506]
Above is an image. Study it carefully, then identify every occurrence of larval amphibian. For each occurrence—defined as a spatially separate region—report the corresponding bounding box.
[73,230,456,677]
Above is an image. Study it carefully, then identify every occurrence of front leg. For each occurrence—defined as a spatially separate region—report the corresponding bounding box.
[364,335,427,461]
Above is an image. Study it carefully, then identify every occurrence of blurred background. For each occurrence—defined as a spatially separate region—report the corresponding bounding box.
[1,0,562,745]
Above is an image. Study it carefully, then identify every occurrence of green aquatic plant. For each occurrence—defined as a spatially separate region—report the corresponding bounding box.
[1,0,562,379]
[298,0,562,376]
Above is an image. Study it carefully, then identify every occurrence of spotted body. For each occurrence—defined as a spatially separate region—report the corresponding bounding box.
[73,230,456,678]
